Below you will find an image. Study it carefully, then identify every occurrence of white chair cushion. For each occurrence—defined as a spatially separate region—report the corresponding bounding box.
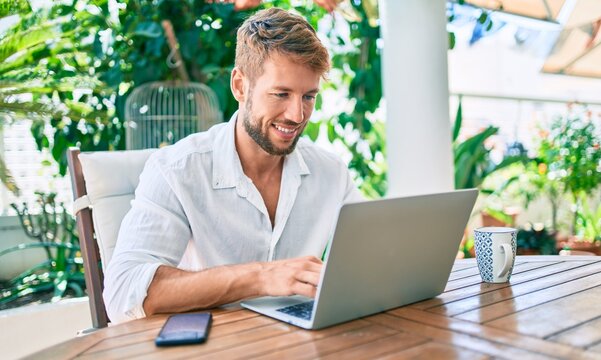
[78,149,156,270]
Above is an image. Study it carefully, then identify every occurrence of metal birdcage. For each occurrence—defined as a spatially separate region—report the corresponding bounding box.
[125,82,221,149]
[124,20,222,150]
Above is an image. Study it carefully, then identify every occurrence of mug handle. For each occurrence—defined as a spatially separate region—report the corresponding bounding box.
[497,243,514,278]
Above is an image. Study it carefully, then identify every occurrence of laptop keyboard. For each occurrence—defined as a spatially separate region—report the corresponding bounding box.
[275,301,314,320]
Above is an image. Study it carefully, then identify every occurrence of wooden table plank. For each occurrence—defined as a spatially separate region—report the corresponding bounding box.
[446,261,560,291]
[367,313,553,359]
[430,260,599,317]
[413,260,593,311]
[448,265,482,281]
[588,342,601,353]
[376,341,491,360]
[82,315,273,355]
[78,320,295,360]
[486,286,601,338]
[24,306,244,360]
[387,307,592,359]
[318,332,428,360]
[456,272,601,324]
[255,323,396,360]
[547,316,601,349]
[451,262,478,272]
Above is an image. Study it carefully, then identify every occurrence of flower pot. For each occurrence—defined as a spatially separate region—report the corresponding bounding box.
[517,248,540,255]
[481,210,517,228]
[557,236,601,255]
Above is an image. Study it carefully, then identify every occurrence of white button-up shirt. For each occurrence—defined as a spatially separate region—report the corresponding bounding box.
[104,112,363,323]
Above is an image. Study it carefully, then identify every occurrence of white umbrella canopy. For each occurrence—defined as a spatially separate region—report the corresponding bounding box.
[465,0,567,21]
[542,0,601,78]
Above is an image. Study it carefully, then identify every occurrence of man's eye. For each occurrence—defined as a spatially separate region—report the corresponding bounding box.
[274,93,288,98]
[303,95,316,101]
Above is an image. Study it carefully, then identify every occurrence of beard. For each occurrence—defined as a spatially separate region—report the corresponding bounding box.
[242,95,303,156]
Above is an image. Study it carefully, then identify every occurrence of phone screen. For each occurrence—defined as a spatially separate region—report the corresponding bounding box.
[155,313,212,346]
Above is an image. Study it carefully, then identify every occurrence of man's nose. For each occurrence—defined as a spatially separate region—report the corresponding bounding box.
[285,96,304,124]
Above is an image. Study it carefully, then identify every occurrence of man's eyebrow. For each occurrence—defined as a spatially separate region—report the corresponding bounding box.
[271,86,319,94]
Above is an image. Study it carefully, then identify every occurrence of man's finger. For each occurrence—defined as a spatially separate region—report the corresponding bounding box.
[286,260,322,274]
[295,270,321,286]
[293,282,318,298]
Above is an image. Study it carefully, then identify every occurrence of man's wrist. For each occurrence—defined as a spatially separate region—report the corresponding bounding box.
[231,261,265,299]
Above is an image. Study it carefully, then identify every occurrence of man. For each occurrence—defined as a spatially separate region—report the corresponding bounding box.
[104,7,363,323]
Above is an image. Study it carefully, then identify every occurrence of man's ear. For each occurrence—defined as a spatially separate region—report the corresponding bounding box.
[230,67,246,102]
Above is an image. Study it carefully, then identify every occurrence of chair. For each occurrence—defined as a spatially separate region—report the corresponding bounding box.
[67,147,156,328]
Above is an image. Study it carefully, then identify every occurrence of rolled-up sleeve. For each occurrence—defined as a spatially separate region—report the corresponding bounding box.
[103,157,191,323]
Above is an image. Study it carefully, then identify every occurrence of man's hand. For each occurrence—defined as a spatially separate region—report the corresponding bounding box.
[259,256,323,298]
[143,255,323,316]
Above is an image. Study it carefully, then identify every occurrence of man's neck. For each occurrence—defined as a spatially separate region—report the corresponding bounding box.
[234,116,285,182]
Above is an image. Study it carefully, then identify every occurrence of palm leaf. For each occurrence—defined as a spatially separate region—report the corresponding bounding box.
[0,17,67,63]
[0,152,19,196]
[0,97,64,120]
[0,0,31,18]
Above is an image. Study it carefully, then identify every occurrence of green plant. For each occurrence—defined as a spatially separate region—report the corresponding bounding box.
[481,207,514,225]
[459,234,474,258]
[575,195,601,242]
[452,99,527,190]
[516,222,557,255]
[540,114,601,234]
[0,1,123,176]
[1,0,499,202]
[0,192,85,307]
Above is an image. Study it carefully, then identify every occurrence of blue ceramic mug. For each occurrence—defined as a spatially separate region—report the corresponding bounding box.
[474,227,517,283]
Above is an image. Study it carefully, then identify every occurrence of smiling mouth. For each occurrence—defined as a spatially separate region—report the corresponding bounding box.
[273,124,297,134]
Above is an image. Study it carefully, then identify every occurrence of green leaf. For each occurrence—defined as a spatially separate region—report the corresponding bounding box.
[0,0,31,17]
[133,21,162,38]
[452,99,462,142]
[303,121,319,142]
[327,122,336,143]
[362,117,372,133]
[448,31,456,50]
[315,93,322,110]
[0,19,63,63]
[478,12,488,24]
[486,19,493,31]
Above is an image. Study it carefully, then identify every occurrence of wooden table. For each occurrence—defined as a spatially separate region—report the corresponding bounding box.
[28,256,601,359]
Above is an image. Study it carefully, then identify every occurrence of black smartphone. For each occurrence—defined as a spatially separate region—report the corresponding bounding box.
[155,313,212,347]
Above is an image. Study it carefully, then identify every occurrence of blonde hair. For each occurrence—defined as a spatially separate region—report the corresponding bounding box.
[235,7,330,82]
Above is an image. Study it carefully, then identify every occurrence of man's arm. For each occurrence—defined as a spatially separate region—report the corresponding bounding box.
[143,256,323,315]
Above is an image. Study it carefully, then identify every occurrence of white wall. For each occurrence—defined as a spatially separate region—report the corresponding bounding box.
[0,215,48,281]
[0,298,91,359]
[381,0,455,197]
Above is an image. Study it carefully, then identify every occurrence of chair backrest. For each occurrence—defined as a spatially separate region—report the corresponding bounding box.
[67,147,155,329]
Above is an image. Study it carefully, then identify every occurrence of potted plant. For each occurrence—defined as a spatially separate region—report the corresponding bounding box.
[452,100,528,227]
[0,192,85,310]
[545,115,600,226]
[561,196,601,254]
[536,113,601,251]
[516,222,557,255]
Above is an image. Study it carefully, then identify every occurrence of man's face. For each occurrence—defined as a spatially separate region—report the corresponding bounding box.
[241,53,321,156]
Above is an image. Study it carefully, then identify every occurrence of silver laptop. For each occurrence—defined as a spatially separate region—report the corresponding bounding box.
[241,189,478,330]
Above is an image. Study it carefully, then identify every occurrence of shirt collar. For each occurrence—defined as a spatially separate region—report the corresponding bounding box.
[211,111,311,190]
